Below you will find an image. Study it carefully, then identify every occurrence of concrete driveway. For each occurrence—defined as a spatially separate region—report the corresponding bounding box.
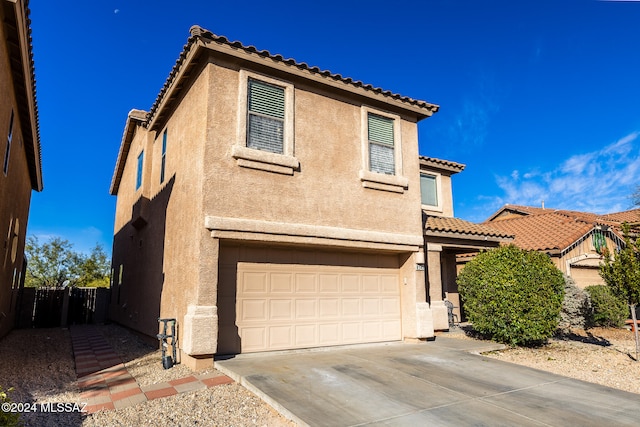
[215,337,640,426]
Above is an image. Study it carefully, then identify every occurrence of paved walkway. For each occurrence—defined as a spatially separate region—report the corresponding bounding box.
[70,326,233,414]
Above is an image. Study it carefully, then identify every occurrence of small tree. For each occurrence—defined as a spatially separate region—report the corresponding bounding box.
[457,245,565,346]
[25,237,111,289]
[600,222,640,359]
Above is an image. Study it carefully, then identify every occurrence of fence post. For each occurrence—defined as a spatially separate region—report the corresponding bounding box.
[60,287,70,327]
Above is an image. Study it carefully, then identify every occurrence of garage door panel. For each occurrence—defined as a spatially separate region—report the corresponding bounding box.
[242,272,268,293]
[319,274,340,292]
[237,263,401,353]
[295,273,317,292]
[270,273,293,293]
[341,275,360,292]
[319,299,339,317]
[295,299,317,319]
[240,300,267,321]
[270,299,293,320]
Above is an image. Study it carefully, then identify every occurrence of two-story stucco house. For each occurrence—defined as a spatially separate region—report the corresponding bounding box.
[110,26,503,368]
[0,0,42,339]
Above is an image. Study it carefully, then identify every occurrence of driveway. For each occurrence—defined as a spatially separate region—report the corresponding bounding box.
[215,337,640,426]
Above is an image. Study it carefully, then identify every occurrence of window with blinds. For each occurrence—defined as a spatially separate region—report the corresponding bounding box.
[420,174,438,206]
[368,113,395,175]
[247,79,285,154]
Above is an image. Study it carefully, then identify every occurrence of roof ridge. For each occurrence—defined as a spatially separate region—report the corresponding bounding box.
[145,25,439,127]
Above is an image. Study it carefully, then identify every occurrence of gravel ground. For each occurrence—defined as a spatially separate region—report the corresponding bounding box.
[441,326,640,394]
[1,324,639,426]
[0,325,293,427]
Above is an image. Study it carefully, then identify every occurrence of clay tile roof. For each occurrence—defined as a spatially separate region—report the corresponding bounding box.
[598,209,640,224]
[3,0,42,191]
[425,215,513,240]
[145,25,439,128]
[419,156,466,174]
[483,212,594,252]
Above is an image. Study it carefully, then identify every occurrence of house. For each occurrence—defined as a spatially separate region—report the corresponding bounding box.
[419,157,513,324]
[484,204,637,288]
[0,0,42,339]
[110,26,503,368]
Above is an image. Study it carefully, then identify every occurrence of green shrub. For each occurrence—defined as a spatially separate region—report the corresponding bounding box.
[585,285,628,327]
[0,386,22,427]
[457,245,565,346]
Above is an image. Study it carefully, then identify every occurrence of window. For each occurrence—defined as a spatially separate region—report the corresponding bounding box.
[3,110,13,175]
[358,107,407,193]
[368,113,395,175]
[160,129,167,184]
[420,174,438,206]
[247,79,285,154]
[232,70,298,175]
[136,151,144,190]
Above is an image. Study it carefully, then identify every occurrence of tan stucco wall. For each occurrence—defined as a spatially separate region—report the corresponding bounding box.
[202,62,423,236]
[0,24,33,339]
[111,53,432,363]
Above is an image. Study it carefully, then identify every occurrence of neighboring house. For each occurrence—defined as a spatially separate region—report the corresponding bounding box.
[110,26,449,368]
[0,0,43,339]
[484,204,637,288]
[419,157,513,325]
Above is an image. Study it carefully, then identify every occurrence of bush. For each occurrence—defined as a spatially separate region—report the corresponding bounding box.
[585,285,628,327]
[0,386,22,427]
[559,275,592,330]
[457,245,565,346]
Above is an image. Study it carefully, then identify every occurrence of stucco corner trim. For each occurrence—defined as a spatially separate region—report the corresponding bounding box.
[231,145,299,175]
[182,305,218,356]
[359,170,408,193]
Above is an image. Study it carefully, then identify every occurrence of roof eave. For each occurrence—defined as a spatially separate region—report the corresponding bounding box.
[146,27,439,131]
[110,110,147,195]
[4,0,42,191]
[424,229,513,243]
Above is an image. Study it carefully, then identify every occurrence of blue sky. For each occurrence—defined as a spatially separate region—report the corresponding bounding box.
[26,0,640,254]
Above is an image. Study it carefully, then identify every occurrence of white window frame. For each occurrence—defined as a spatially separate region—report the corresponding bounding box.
[420,172,443,212]
[359,106,408,193]
[232,70,298,175]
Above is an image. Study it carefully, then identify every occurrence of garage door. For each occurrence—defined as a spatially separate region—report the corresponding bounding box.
[236,262,401,353]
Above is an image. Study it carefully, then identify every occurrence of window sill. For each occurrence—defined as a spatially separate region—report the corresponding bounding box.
[231,145,299,175]
[421,204,443,214]
[359,170,408,193]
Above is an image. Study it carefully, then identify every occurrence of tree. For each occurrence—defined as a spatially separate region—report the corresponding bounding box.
[24,236,110,288]
[599,222,640,360]
[457,245,565,346]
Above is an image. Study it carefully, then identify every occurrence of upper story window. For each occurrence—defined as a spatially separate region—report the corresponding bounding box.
[420,172,442,211]
[358,106,408,193]
[420,173,438,206]
[3,110,14,175]
[368,113,395,175]
[247,79,285,154]
[160,129,167,184]
[136,151,144,190]
[231,70,298,175]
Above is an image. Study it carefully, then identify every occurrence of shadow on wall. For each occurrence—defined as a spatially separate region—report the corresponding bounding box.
[109,175,175,339]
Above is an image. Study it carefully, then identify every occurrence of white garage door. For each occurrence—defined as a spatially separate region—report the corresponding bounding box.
[236,262,402,353]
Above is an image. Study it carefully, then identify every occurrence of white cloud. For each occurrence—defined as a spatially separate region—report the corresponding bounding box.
[491,131,640,214]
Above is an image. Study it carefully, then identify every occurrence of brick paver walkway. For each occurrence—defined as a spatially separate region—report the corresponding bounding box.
[70,326,233,414]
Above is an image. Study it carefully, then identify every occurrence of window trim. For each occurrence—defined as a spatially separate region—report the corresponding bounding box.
[3,110,14,176]
[135,151,144,191]
[160,129,167,184]
[420,172,443,212]
[233,69,298,175]
[359,106,407,193]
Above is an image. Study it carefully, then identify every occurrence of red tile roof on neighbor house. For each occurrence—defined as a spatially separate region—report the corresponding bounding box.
[484,211,594,253]
[484,204,638,254]
[424,215,513,241]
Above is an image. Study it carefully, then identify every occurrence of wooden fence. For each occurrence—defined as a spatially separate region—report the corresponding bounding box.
[16,287,110,329]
